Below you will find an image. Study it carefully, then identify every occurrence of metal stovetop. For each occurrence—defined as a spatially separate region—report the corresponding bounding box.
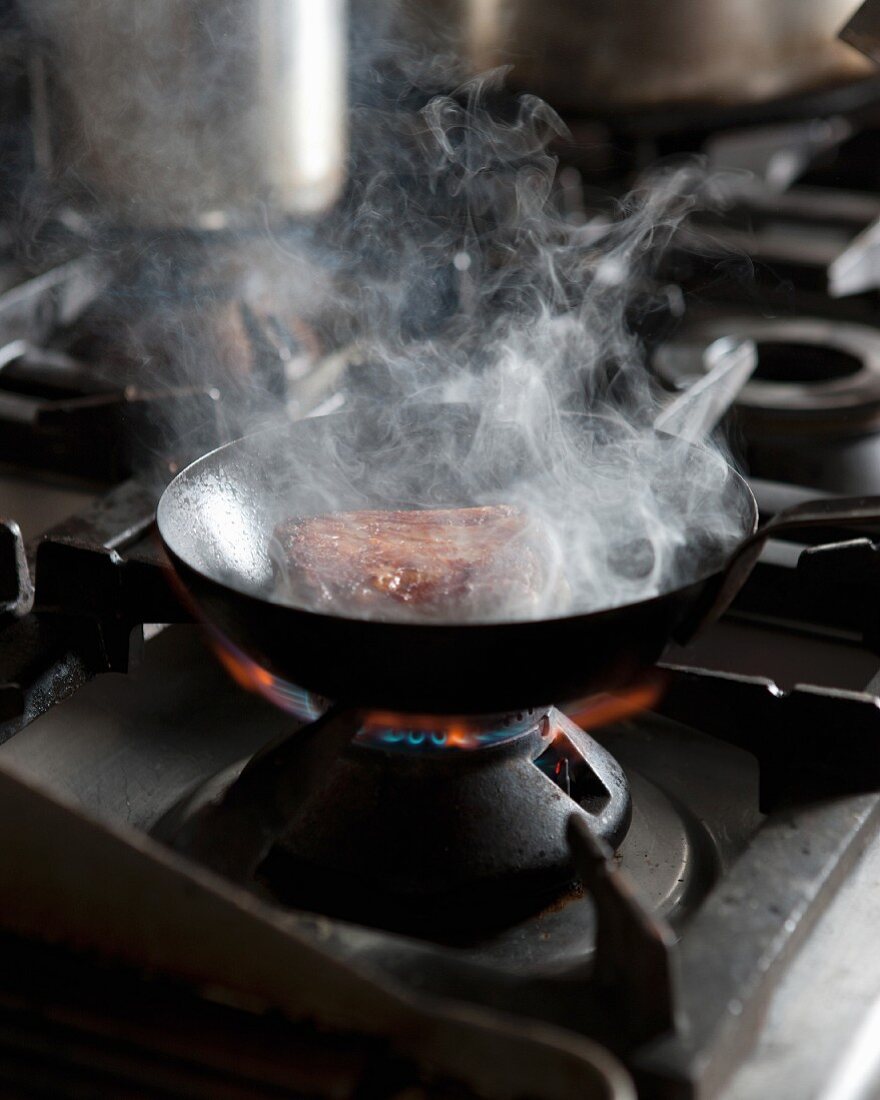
[5,67,880,1099]
[2,463,880,1099]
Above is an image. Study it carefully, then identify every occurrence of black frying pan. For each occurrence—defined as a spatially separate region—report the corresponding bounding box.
[157,405,880,714]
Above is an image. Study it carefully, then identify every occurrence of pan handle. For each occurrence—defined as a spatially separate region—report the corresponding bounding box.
[700,494,880,630]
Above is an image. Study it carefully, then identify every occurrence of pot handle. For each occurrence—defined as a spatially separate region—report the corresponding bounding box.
[702,494,880,629]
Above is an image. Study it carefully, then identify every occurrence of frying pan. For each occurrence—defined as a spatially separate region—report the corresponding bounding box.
[157,403,880,714]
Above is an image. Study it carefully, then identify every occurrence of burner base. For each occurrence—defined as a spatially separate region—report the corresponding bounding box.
[155,708,631,931]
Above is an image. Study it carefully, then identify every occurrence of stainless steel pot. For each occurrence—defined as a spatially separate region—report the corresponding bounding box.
[24,0,347,228]
[409,0,873,112]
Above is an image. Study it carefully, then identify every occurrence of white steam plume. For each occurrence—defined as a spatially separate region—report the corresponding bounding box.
[261,67,748,622]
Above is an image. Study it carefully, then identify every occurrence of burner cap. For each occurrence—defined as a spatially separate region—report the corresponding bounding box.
[656,316,880,436]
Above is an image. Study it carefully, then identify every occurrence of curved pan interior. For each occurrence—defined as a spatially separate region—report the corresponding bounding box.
[157,405,757,713]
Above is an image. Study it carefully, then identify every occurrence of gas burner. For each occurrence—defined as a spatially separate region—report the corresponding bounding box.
[147,680,756,969]
[155,705,632,936]
[656,314,880,492]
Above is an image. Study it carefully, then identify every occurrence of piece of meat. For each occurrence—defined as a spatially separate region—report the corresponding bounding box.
[272,505,556,622]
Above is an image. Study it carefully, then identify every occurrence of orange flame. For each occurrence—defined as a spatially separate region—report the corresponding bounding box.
[209,632,322,717]
[565,669,669,731]
[208,622,668,743]
[214,642,273,692]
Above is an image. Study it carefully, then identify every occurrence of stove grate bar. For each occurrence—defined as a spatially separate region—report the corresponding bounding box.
[658,664,880,808]
[634,792,880,1099]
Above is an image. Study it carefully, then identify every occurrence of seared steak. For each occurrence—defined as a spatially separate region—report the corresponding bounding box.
[272,505,556,621]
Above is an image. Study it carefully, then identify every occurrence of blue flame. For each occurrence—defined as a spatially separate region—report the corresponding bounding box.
[359,725,526,751]
[264,680,324,720]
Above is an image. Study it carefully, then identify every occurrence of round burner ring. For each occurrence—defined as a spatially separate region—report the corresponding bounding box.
[154,707,632,931]
[656,316,880,435]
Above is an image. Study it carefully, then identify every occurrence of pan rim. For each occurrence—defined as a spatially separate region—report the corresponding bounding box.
[156,420,759,632]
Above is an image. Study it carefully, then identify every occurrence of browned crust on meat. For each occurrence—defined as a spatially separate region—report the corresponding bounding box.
[272,505,550,621]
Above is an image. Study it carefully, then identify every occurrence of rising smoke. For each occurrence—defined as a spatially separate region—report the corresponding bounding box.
[25,3,750,623]
[259,62,749,622]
